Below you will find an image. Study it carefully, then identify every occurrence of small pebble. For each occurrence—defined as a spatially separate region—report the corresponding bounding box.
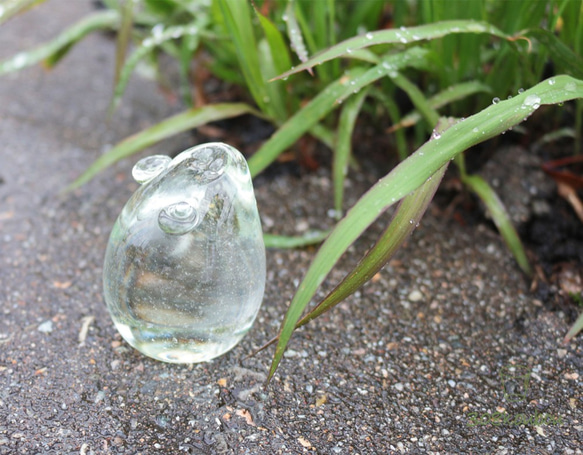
[408,290,423,302]
[38,320,53,333]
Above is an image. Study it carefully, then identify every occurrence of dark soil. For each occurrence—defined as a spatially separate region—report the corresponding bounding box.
[1,2,582,454]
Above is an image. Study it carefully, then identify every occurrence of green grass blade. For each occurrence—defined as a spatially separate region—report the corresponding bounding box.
[255,8,293,76]
[273,20,511,80]
[564,311,583,344]
[217,0,271,116]
[369,87,408,160]
[461,174,531,275]
[67,103,260,190]
[267,75,583,382]
[389,81,492,132]
[0,10,120,75]
[0,0,45,25]
[524,28,583,78]
[297,163,448,328]
[284,0,310,70]
[333,87,369,216]
[263,230,329,249]
[248,47,430,176]
[391,71,440,129]
[113,0,135,95]
[110,24,202,112]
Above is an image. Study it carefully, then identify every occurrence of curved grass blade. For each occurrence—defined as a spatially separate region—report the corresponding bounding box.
[113,0,135,95]
[255,161,447,356]
[273,20,511,81]
[461,174,532,275]
[264,230,329,249]
[369,87,408,160]
[110,24,202,112]
[284,0,312,75]
[255,9,293,74]
[564,311,583,344]
[524,28,583,78]
[217,0,271,116]
[67,103,260,190]
[248,47,430,176]
[333,87,369,216]
[267,75,583,382]
[391,71,440,128]
[0,10,120,75]
[0,0,45,26]
[388,81,492,133]
[300,163,448,327]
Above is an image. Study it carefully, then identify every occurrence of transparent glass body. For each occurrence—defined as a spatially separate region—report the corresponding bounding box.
[103,143,266,363]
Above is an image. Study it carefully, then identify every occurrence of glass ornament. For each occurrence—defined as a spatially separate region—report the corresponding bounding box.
[103,143,266,363]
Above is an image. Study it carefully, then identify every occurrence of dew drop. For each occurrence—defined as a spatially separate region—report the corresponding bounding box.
[158,201,199,235]
[152,24,164,37]
[548,78,556,86]
[282,14,288,21]
[132,155,171,184]
[431,130,441,140]
[522,94,541,110]
[492,97,500,105]
[472,127,479,133]
[507,95,513,100]
[518,88,524,94]
[346,48,353,54]
[400,26,407,31]
[365,32,374,40]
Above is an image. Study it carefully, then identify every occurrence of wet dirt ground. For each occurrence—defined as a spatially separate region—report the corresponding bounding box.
[1,2,582,454]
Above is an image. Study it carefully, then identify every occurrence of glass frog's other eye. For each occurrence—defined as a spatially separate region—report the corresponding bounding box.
[132,155,172,184]
[158,201,199,235]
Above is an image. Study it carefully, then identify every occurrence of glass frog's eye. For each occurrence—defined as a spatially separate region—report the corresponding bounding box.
[132,155,172,184]
[158,201,199,235]
[189,146,227,182]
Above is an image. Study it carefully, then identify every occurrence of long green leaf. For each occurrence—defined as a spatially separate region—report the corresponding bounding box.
[217,0,271,116]
[267,75,583,382]
[0,10,120,75]
[333,88,369,216]
[67,103,260,190]
[525,28,583,78]
[264,230,329,249]
[388,81,492,132]
[256,162,448,355]
[0,0,45,26]
[564,311,583,344]
[248,47,431,176]
[273,20,512,80]
[299,163,448,328]
[110,23,202,112]
[391,71,440,128]
[461,174,531,275]
[284,0,310,70]
[113,0,135,94]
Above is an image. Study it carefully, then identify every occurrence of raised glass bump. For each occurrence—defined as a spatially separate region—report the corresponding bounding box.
[132,155,172,184]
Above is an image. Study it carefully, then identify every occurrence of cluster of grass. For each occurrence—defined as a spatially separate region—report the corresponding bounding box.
[2,0,583,379]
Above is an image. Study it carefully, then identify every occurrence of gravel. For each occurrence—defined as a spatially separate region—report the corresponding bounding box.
[1,2,581,453]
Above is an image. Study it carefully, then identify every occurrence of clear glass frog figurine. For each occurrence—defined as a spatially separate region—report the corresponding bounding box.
[103,143,266,363]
